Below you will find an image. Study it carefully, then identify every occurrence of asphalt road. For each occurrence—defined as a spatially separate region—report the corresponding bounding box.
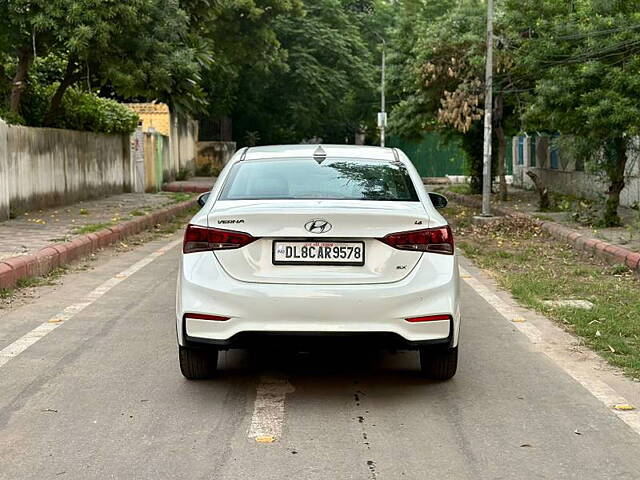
[2,232,640,480]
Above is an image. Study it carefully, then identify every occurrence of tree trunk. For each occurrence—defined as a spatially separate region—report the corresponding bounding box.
[526,170,550,211]
[494,93,507,201]
[43,55,78,127]
[602,137,627,227]
[9,46,33,114]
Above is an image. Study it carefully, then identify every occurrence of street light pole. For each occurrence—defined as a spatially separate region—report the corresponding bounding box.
[481,0,494,216]
[379,38,386,147]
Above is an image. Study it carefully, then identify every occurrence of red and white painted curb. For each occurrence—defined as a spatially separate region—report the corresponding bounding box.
[0,199,195,289]
[162,181,213,193]
[446,191,640,273]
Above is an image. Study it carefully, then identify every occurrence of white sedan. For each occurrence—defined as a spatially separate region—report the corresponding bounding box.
[176,145,460,380]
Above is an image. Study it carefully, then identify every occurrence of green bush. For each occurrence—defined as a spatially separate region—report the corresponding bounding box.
[0,109,25,125]
[14,84,138,135]
[57,88,139,134]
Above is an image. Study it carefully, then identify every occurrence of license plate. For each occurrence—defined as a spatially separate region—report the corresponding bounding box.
[273,241,365,266]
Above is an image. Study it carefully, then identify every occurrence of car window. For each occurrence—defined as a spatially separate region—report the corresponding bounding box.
[219,158,420,201]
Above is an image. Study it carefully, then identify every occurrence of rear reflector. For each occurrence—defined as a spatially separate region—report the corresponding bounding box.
[378,226,454,255]
[184,313,230,322]
[183,224,256,253]
[405,314,452,323]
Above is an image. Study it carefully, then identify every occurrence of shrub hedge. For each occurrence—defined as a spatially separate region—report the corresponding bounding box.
[1,84,138,135]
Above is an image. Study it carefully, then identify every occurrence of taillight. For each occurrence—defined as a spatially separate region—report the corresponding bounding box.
[183,224,256,253]
[378,226,454,255]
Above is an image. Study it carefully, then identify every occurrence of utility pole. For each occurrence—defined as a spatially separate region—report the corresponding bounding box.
[481,0,494,216]
[378,38,387,147]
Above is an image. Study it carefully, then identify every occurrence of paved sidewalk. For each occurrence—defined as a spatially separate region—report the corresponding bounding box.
[0,193,189,261]
[437,185,640,253]
[440,188,640,272]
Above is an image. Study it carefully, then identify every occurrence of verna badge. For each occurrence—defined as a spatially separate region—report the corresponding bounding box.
[304,219,332,234]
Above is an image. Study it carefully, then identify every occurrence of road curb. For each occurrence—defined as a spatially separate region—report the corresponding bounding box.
[0,199,195,290]
[445,191,640,273]
[163,181,212,193]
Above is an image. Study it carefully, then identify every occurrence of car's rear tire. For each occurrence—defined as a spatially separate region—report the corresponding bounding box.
[419,346,458,380]
[179,346,219,380]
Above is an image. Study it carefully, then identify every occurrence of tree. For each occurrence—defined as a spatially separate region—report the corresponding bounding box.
[193,0,300,123]
[509,0,640,226]
[0,0,209,126]
[230,0,377,145]
[0,0,55,116]
[388,0,526,196]
[388,0,492,193]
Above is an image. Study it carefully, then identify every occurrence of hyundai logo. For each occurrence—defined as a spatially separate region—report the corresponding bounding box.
[304,219,332,234]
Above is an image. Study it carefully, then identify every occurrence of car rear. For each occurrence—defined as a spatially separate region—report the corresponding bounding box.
[176,145,460,380]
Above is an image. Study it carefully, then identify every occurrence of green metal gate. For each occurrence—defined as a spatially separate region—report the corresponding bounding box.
[389,132,513,177]
[388,133,465,178]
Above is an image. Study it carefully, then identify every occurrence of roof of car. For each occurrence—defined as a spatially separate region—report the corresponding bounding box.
[240,144,399,161]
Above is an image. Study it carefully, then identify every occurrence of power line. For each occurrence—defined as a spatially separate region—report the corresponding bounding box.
[554,24,640,41]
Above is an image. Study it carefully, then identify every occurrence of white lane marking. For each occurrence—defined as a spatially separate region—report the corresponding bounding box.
[460,266,640,436]
[0,239,182,369]
[248,375,295,443]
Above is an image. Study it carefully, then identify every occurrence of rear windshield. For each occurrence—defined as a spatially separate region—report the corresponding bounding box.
[219,158,420,201]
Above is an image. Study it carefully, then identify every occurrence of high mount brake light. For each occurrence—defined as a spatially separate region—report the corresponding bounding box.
[378,226,454,255]
[183,224,256,253]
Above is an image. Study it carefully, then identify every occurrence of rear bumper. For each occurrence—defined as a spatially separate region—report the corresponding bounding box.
[182,330,454,351]
[176,252,461,349]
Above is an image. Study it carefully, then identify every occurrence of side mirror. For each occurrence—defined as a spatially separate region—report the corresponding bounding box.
[197,192,210,208]
[428,192,448,209]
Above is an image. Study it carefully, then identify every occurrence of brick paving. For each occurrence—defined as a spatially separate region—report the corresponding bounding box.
[0,193,188,260]
[444,190,640,273]
[439,185,640,253]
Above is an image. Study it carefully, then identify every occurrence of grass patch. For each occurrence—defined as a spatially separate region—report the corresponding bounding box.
[13,266,69,290]
[48,237,71,243]
[153,206,198,235]
[532,213,555,222]
[175,168,191,181]
[73,222,113,234]
[164,192,194,204]
[0,288,13,299]
[446,184,471,195]
[130,210,146,216]
[16,277,41,289]
[443,205,640,379]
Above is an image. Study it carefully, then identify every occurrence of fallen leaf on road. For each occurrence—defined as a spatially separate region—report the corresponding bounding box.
[512,318,526,323]
[520,444,532,448]
[574,429,582,435]
[256,436,275,443]
[613,404,635,411]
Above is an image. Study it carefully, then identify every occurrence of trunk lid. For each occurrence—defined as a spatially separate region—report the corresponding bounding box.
[208,200,435,285]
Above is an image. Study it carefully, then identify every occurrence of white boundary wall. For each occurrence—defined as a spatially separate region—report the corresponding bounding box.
[0,120,9,220]
[1,122,133,216]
